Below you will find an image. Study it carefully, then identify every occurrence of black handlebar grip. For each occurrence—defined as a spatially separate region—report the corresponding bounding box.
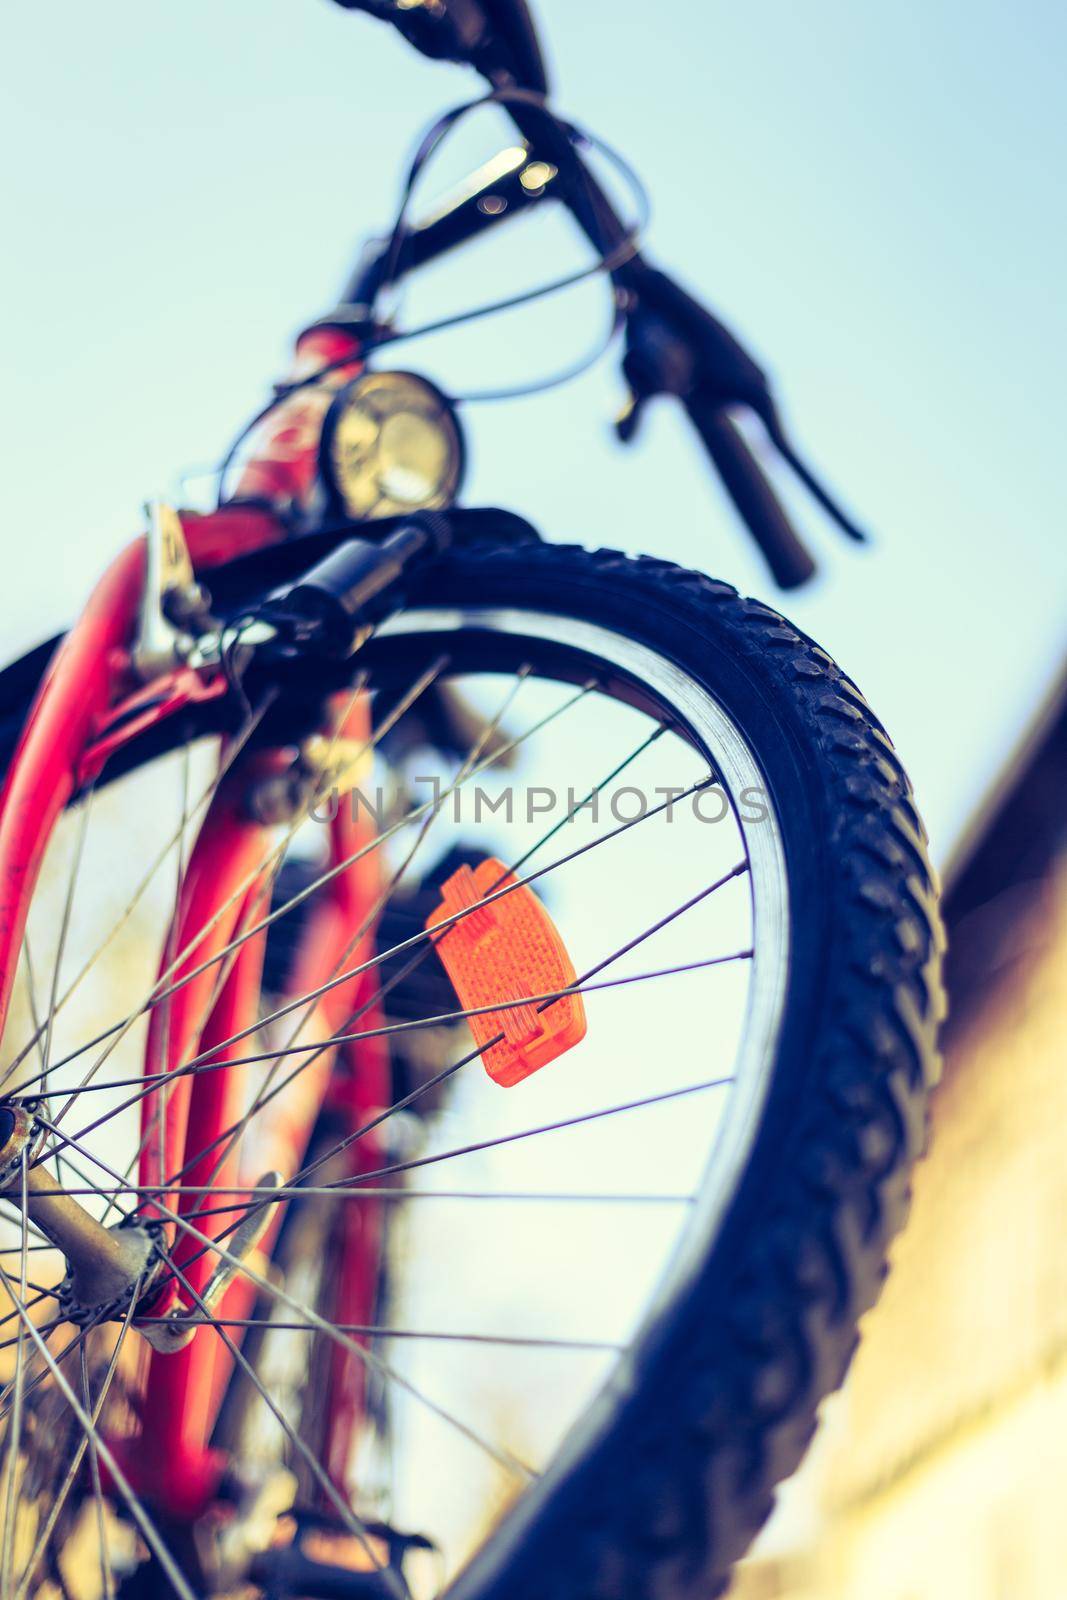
[685,395,817,589]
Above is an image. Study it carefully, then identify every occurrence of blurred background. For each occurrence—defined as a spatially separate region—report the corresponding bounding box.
[1,3,1065,1597]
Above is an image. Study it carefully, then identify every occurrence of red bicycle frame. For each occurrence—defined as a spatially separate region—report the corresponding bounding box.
[0,328,389,1517]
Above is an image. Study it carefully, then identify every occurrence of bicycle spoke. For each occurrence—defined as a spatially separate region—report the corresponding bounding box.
[0,1031,724,1484]
[17,661,580,1105]
[0,1323,97,1421]
[282,856,746,1201]
[242,1076,734,1211]
[27,662,440,1110]
[172,682,644,1080]
[42,786,96,1093]
[135,1317,624,1351]
[79,1342,114,1600]
[194,771,717,1084]
[40,1143,136,1223]
[17,938,46,1080]
[41,1069,734,1335]
[157,1208,537,1482]
[0,1289,56,1339]
[0,1157,30,1596]
[23,1184,694,1207]
[1,694,278,1087]
[178,705,670,1219]
[180,663,537,1226]
[114,776,725,1211]
[45,684,613,1183]
[507,720,667,877]
[113,821,741,1309]
[14,938,68,1192]
[29,950,751,1110]
[33,1089,541,1490]
[138,662,577,1049]
[0,1258,196,1600]
[13,1285,141,1600]
[155,1246,407,1600]
[9,1278,55,1299]
[104,849,289,1224]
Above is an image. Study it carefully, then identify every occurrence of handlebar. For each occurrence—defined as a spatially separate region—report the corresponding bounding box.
[329,0,549,95]
[682,397,816,590]
[320,0,869,590]
[616,264,867,586]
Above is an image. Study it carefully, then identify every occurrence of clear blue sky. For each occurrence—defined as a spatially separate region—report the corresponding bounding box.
[2,0,1064,867]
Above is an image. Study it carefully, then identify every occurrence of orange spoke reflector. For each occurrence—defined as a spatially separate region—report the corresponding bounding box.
[425,857,587,1087]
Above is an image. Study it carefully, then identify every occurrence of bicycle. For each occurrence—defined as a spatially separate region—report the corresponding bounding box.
[0,4,944,1597]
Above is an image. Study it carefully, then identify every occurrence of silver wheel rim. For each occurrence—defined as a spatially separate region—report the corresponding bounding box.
[377,604,791,1594]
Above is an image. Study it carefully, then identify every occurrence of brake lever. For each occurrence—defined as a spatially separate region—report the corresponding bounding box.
[616,267,868,548]
[331,0,488,65]
[330,0,550,93]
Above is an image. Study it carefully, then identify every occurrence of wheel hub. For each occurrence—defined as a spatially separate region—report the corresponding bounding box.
[0,1100,162,1326]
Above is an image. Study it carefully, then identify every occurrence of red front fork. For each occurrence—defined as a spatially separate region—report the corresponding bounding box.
[133,703,390,1516]
[0,496,388,1520]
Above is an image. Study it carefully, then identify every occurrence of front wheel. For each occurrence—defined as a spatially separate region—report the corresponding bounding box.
[0,538,943,1600]
[353,540,946,1600]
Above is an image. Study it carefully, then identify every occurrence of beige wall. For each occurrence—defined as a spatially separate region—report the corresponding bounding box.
[730,852,1067,1600]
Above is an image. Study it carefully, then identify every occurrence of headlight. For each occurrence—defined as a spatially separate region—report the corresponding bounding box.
[319,370,464,520]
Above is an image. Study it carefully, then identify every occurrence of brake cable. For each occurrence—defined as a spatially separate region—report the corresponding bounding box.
[214,88,650,498]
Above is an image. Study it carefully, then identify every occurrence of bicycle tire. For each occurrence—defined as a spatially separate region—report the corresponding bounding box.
[370,539,946,1600]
